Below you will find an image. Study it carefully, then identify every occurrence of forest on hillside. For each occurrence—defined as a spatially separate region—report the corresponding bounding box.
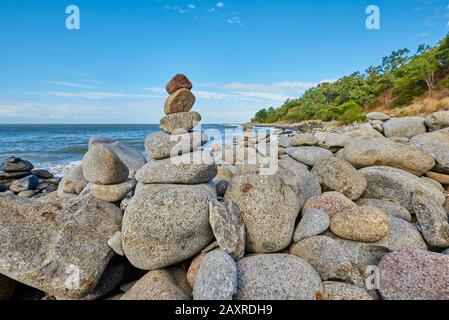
[252,33,449,124]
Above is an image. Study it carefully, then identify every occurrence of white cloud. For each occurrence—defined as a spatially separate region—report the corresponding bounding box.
[0,77,334,124]
[43,81,96,89]
[0,101,110,121]
[81,79,102,84]
[47,91,158,100]
[193,90,231,100]
[165,5,186,14]
[188,4,196,10]
[227,17,242,25]
[146,87,166,95]
[0,99,167,124]
[224,81,317,93]
[234,91,290,102]
[216,2,225,8]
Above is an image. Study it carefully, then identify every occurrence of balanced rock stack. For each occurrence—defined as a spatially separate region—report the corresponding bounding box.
[58,137,146,202]
[161,74,200,134]
[0,157,58,198]
[121,74,219,272]
[82,144,137,203]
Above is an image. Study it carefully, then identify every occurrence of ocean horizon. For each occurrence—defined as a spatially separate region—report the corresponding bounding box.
[0,123,249,176]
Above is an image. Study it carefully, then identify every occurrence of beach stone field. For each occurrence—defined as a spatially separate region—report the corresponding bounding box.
[1,74,449,301]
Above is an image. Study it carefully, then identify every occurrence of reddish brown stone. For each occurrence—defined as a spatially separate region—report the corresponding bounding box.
[379,250,449,300]
[166,74,193,94]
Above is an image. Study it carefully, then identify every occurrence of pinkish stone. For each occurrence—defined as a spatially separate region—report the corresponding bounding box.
[302,192,356,219]
[379,250,449,300]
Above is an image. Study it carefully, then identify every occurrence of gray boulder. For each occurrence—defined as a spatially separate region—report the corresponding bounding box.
[193,250,237,300]
[145,131,208,160]
[89,136,146,177]
[293,209,330,242]
[0,171,31,181]
[160,111,201,134]
[136,150,217,184]
[425,111,449,131]
[122,183,216,270]
[90,178,137,203]
[290,236,365,284]
[209,200,246,260]
[83,144,129,185]
[120,267,192,300]
[59,164,88,195]
[383,117,427,138]
[235,254,323,300]
[225,173,301,253]
[278,157,322,202]
[355,198,412,222]
[0,195,122,299]
[0,158,33,173]
[366,112,390,121]
[323,281,375,300]
[278,135,291,148]
[287,146,333,166]
[412,191,449,248]
[360,166,445,214]
[325,129,383,148]
[341,137,435,176]
[290,134,319,146]
[409,128,449,174]
[9,175,39,193]
[67,261,125,301]
[311,157,367,200]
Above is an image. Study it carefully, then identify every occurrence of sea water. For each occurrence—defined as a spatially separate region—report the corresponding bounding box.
[0,124,246,176]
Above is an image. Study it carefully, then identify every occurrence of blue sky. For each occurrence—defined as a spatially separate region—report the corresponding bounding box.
[0,0,448,124]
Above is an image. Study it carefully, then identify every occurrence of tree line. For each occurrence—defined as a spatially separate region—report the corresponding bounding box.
[253,33,449,124]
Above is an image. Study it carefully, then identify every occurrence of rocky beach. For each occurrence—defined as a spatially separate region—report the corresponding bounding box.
[1,74,449,301]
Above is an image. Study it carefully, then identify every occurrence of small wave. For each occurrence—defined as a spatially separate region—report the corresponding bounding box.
[46,161,82,177]
[48,146,88,155]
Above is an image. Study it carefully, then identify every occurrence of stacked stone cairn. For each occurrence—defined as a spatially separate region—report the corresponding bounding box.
[0,157,59,198]
[121,74,223,275]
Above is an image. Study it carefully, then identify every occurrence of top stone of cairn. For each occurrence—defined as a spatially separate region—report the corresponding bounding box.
[166,74,193,95]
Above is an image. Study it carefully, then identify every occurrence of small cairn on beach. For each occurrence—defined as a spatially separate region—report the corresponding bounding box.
[0,157,59,198]
[82,144,136,203]
[57,137,146,202]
